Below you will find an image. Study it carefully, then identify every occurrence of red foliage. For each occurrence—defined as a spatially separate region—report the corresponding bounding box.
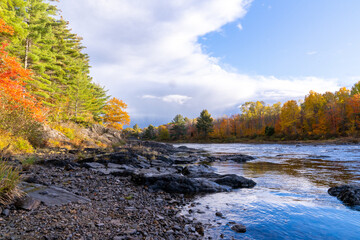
[0,18,45,122]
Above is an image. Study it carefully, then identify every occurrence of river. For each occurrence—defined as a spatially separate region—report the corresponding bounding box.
[175,143,360,240]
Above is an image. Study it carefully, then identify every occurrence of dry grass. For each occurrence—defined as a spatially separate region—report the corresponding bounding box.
[0,161,22,205]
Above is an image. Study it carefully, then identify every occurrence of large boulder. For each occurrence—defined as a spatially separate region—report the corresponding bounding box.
[328,185,360,206]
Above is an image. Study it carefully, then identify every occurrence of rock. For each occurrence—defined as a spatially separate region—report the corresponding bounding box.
[215,212,223,217]
[22,183,90,206]
[42,125,69,141]
[133,172,230,194]
[219,154,255,163]
[214,174,256,188]
[15,196,41,211]
[231,223,246,233]
[83,162,105,169]
[1,209,10,217]
[328,184,360,206]
[182,165,219,178]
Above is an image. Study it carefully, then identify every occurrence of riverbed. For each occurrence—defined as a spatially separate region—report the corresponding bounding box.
[175,143,360,240]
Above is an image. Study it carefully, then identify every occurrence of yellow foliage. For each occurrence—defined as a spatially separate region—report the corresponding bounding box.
[102,97,130,130]
[0,131,34,154]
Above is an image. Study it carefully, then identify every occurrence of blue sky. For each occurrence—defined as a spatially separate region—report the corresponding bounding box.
[200,0,360,82]
[57,0,360,127]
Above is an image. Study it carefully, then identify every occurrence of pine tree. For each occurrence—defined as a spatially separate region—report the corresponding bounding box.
[196,110,213,138]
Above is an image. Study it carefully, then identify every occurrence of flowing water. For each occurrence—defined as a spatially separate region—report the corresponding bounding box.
[175,143,360,240]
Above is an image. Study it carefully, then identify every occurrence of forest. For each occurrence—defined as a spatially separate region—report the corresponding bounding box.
[0,0,129,152]
[131,84,360,142]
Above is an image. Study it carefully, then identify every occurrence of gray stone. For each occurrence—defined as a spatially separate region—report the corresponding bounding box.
[1,208,10,217]
[15,196,41,211]
[22,183,90,206]
[83,162,105,169]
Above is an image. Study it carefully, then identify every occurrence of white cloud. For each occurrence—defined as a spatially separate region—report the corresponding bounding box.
[142,94,191,104]
[237,23,243,30]
[57,0,340,125]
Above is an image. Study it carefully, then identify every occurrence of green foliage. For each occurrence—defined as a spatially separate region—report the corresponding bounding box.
[196,109,213,138]
[143,125,156,140]
[351,80,360,96]
[265,126,275,136]
[1,1,109,125]
[170,114,186,139]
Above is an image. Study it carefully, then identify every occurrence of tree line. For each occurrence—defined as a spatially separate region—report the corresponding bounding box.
[126,83,360,141]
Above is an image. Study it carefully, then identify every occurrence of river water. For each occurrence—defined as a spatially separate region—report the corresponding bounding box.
[175,143,360,240]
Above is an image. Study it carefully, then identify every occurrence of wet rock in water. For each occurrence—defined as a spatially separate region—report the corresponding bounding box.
[133,172,230,194]
[15,196,41,211]
[214,174,256,188]
[219,154,255,163]
[328,184,360,206]
[215,212,223,217]
[231,223,246,233]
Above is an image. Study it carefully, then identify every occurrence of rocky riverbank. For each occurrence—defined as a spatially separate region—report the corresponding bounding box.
[0,141,256,239]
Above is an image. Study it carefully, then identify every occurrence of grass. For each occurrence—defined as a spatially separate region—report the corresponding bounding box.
[0,161,22,205]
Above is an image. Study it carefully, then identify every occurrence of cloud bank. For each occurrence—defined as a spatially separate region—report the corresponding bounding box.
[57,0,340,126]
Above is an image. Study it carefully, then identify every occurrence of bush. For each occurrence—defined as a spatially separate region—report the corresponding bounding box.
[0,161,22,205]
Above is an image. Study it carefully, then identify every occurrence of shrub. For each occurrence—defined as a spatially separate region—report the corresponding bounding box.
[0,161,22,205]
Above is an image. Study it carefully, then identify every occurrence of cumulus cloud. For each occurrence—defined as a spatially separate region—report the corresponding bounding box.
[142,94,192,104]
[237,23,243,30]
[57,0,340,125]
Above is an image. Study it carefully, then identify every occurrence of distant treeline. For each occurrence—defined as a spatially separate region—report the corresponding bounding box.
[126,83,360,141]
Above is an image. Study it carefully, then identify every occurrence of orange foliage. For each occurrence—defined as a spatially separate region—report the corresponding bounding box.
[102,97,130,130]
[0,18,45,122]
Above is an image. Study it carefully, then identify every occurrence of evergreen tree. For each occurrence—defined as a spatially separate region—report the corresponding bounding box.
[170,114,186,139]
[196,110,213,138]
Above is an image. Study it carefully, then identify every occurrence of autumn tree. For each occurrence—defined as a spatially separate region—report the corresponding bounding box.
[279,100,300,136]
[102,97,130,130]
[158,125,170,140]
[0,18,45,144]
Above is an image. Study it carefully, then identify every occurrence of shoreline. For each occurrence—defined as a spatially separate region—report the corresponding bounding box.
[0,140,257,239]
[159,136,360,145]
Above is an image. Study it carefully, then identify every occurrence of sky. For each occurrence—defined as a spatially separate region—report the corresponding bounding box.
[56,0,360,127]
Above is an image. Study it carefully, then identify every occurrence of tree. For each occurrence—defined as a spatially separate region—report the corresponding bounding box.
[102,97,130,130]
[196,109,213,138]
[279,100,300,136]
[143,124,156,139]
[170,114,186,139]
[0,18,45,144]
[158,125,170,140]
[351,81,360,96]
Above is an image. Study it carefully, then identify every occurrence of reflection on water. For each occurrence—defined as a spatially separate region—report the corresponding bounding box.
[176,143,360,240]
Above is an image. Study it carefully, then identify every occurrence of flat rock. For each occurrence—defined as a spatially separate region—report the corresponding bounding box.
[21,183,90,206]
[83,162,105,169]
